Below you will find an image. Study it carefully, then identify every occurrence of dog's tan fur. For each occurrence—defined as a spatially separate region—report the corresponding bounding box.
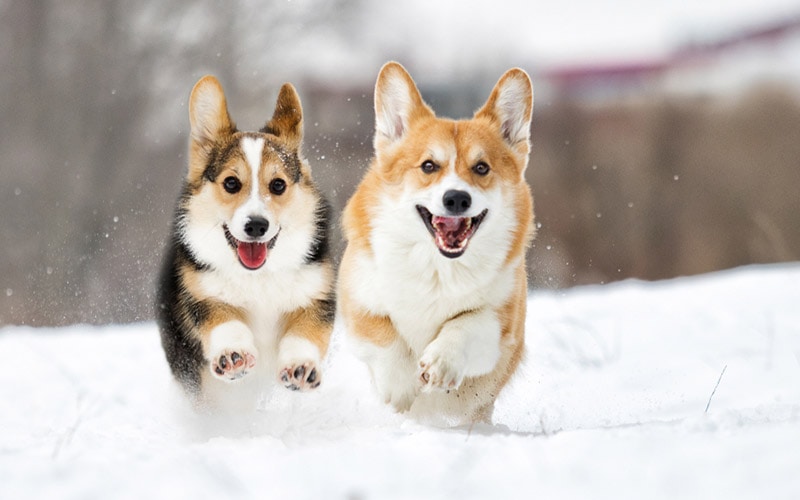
[157,76,334,410]
[339,62,535,425]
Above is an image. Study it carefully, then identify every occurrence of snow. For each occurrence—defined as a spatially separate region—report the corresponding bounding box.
[2,264,799,499]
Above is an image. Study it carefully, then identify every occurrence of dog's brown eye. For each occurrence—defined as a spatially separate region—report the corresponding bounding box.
[223,176,241,194]
[421,160,439,174]
[473,162,490,176]
[269,178,287,195]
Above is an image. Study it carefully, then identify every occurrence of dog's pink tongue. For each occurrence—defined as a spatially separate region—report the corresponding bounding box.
[432,216,463,233]
[237,242,267,269]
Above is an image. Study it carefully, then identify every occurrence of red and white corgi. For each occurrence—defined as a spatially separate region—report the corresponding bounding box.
[339,62,535,425]
[157,76,334,410]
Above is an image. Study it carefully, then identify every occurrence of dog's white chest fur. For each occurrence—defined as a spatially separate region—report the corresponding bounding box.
[199,264,326,335]
[352,198,516,354]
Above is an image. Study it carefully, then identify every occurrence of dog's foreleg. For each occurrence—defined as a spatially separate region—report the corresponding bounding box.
[359,335,419,412]
[342,303,418,412]
[277,298,334,391]
[417,307,502,392]
[200,302,258,382]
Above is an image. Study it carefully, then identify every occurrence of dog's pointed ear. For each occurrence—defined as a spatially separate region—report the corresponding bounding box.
[189,75,235,155]
[262,83,303,147]
[374,62,434,148]
[475,68,533,151]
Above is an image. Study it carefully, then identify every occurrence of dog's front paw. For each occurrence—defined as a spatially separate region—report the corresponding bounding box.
[279,361,321,391]
[210,349,256,381]
[206,321,258,382]
[418,347,466,392]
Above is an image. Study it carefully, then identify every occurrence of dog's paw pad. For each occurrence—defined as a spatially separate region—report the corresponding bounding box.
[279,362,321,391]
[418,356,463,392]
[211,350,256,381]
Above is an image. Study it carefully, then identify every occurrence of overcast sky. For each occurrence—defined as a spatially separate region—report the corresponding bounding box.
[366,0,800,70]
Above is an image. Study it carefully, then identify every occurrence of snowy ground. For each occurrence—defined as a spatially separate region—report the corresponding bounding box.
[2,264,799,499]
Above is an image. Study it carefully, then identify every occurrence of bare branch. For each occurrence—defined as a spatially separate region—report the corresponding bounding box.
[704,364,728,414]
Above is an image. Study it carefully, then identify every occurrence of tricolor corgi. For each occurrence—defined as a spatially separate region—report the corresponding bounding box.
[157,76,334,410]
[339,62,535,425]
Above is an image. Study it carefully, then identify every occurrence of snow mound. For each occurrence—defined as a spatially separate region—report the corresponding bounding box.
[2,264,799,499]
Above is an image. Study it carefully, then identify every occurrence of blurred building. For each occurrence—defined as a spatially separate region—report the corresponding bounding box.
[2,4,799,325]
[541,15,800,100]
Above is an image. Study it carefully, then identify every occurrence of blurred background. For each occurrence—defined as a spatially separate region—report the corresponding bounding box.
[2,0,799,326]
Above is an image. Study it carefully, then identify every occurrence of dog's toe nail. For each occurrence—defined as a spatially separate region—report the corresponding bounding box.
[231,352,242,367]
[218,356,228,370]
[293,365,305,380]
[307,368,317,384]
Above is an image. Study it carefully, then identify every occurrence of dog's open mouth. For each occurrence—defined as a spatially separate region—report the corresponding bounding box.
[416,206,488,258]
[223,225,279,270]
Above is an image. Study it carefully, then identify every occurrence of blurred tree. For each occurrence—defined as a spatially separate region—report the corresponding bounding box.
[1,0,798,326]
[0,0,365,325]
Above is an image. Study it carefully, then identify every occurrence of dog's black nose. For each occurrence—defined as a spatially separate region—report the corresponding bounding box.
[443,190,471,215]
[244,216,269,237]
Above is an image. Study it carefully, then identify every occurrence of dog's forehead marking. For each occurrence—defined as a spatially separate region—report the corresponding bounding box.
[241,136,265,198]
[263,137,303,183]
[466,145,485,164]
[428,139,457,169]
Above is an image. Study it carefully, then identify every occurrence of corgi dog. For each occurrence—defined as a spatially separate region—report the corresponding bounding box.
[338,62,535,425]
[157,76,334,410]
